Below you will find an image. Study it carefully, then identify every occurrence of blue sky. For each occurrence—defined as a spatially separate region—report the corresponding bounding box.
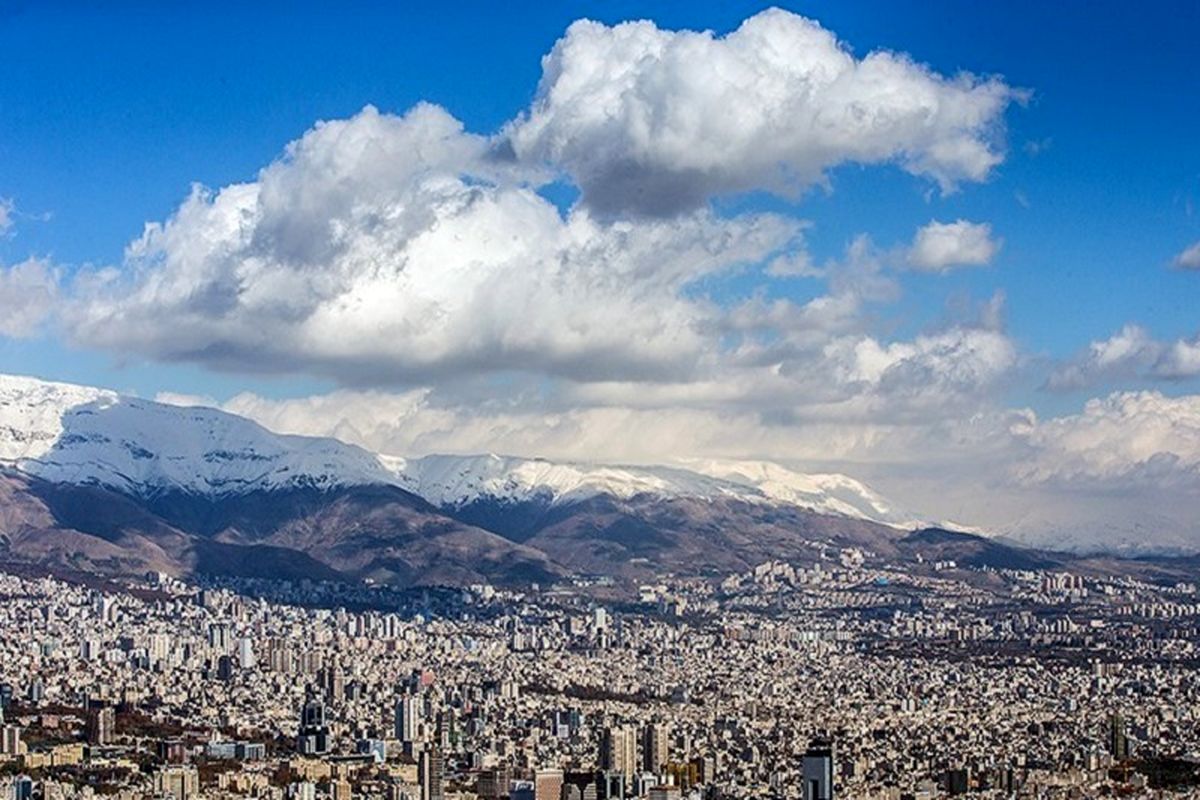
[2,1,1198,406]
[2,1,1200,546]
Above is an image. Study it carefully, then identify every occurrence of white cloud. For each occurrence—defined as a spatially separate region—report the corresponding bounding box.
[1014,391,1200,491]
[0,258,58,338]
[1154,337,1200,379]
[825,326,1015,400]
[1174,240,1200,270]
[507,9,1019,216]
[205,381,997,470]
[222,388,444,455]
[907,219,1001,272]
[1047,324,1200,389]
[1045,324,1160,390]
[62,12,1022,411]
[200,308,1017,473]
[154,391,219,408]
[68,104,801,386]
[0,197,13,237]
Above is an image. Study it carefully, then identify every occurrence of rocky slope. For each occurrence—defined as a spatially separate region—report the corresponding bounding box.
[0,372,992,586]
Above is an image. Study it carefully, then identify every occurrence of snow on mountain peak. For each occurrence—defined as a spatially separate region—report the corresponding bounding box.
[0,374,117,462]
[390,453,747,508]
[0,373,396,497]
[0,373,915,526]
[391,452,918,527]
[677,458,919,526]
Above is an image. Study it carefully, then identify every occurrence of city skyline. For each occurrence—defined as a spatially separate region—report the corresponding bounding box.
[4,5,1200,800]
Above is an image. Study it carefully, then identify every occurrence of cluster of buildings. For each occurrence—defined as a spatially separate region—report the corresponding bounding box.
[2,551,1200,798]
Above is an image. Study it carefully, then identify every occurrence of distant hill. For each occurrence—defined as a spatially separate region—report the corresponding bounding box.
[898,527,1064,571]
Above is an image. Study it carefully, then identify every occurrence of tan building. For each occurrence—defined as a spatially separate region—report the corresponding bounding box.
[535,768,563,800]
[154,765,200,799]
[85,707,115,746]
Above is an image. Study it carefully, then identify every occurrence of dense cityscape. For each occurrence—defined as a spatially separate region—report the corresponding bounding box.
[3,1,1199,799]
[4,554,1200,799]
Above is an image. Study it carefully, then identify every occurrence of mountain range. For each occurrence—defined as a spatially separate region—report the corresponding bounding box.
[0,373,1189,588]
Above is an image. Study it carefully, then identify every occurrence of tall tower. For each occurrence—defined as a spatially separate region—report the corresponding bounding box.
[297,691,330,755]
[642,723,669,774]
[802,738,834,800]
[601,727,638,785]
[419,746,445,800]
[1109,713,1131,760]
[323,657,345,703]
[86,706,115,746]
[395,694,422,743]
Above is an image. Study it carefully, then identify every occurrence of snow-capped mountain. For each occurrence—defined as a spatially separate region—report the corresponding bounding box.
[4,372,1181,586]
[390,452,920,527]
[0,374,915,527]
[0,372,931,585]
[0,373,398,498]
[679,458,918,526]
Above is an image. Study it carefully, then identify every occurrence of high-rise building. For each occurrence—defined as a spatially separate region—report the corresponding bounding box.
[297,693,330,755]
[598,771,626,799]
[435,710,453,750]
[802,739,834,800]
[86,707,115,746]
[267,638,292,674]
[95,596,117,624]
[601,726,638,785]
[10,776,33,800]
[1,724,23,756]
[148,633,171,665]
[1109,713,1131,760]
[642,723,669,774]
[419,747,444,800]
[207,622,231,653]
[237,637,256,670]
[155,765,200,799]
[322,659,345,703]
[395,694,422,743]
[289,782,317,800]
[330,778,353,800]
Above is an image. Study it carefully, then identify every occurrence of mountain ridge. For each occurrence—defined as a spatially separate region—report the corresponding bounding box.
[0,372,917,528]
[3,371,1189,588]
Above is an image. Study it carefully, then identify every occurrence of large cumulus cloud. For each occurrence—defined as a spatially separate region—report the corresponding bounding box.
[507,8,1019,216]
[62,9,1025,397]
[68,104,800,385]
[1014,391,1200,491]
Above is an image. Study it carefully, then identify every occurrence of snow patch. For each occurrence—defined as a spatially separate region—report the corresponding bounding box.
[0,373,916,527]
